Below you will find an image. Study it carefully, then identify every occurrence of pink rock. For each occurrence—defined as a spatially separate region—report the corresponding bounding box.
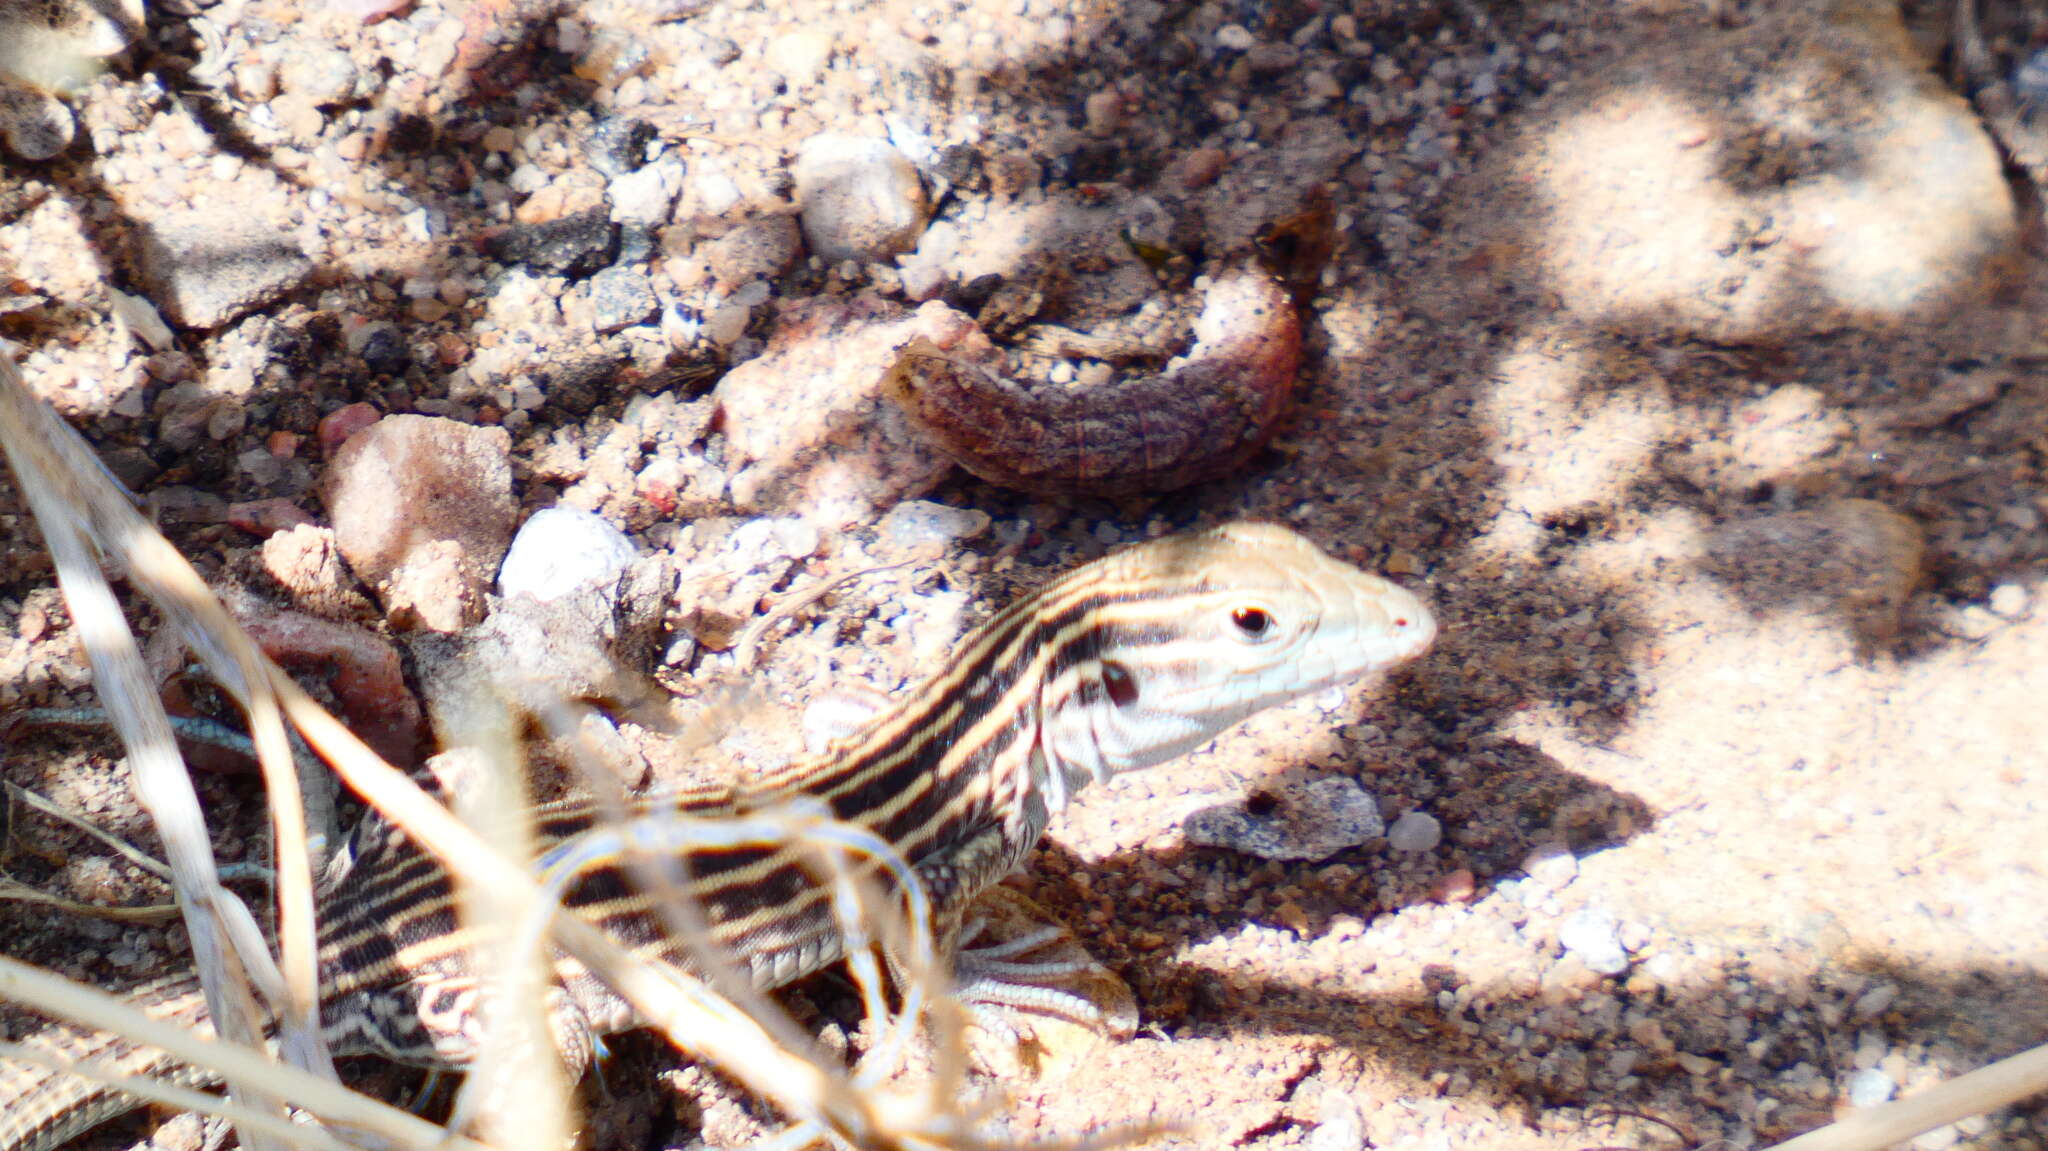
[317,402,383,456]
[236,608,423,765]
[322,414,514,632]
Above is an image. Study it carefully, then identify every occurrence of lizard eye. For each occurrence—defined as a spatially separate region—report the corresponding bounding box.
[1231,606,1275,640]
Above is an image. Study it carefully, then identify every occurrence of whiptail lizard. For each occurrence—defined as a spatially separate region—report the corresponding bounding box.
[0,521,1436,1151]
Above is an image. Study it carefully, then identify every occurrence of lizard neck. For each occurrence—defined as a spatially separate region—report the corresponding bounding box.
[756,563,1111,883]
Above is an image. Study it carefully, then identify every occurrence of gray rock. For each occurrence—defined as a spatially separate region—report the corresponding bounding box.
[1183,777,1384,862]
[135,205,314,330]
[0,87,75,161]
[585,116,657,175]
[792,134,928,262]
[588,264,658,333]
[485,208,616,278]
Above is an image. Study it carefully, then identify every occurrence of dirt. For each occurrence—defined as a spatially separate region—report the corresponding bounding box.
[2,0,2047,1149]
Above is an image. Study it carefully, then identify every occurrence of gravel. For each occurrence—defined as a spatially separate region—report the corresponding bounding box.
[2,0,2045,1149]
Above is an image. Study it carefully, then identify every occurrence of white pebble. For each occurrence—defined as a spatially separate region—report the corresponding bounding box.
[497,507,638,602]
[1386,811,1441,853]
[1214,24,1255,51]
[608,160,683,226]
[725,516,818,565]
[1522,844,1578,890]
[695,167,743,216]
[1988,582,2031,619]
[1852,982,1899,1020]
[1847,1068,1896,1107]
[1558,907,1629,975]
[771,518,822,559]
[765,29,835,85]
[878,500,991,550]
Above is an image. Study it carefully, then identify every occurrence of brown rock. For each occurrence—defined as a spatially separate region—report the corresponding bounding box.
[379,538,481,633]
[260,523,373,618]
[704,214,802,288]
[229,497,318,537]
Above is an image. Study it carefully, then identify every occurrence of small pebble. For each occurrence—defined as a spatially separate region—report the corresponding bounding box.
[485,208,616,277]
[704,298,752,346]
[1385,810,1441,853]
[792,134,929,262]
[323,415,515,631]
[608,159,683,226]
[1522,844,1578,890]
[588,264,658,332]
[1853,982,1899,1020]
[278,46,358,106]
[1214,24,1255,51]
[877,500,991,550]
[1083,90,1122,137]
[1558,907,1629,975]
[706,215,803,286]
[1987,582,2031,620]
[1246,42,1300,74]
[766,28,835,85]
[498,506,638,602]
[1847,1068,1896,1107]
[584,115,655,175]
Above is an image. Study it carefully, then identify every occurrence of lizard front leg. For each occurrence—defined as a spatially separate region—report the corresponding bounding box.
[908,827,1136,1044]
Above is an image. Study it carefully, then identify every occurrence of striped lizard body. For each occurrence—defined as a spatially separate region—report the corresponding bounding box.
[0,521,1436,1151]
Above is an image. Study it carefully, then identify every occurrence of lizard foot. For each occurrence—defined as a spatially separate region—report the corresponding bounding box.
[949,887,1136,1077]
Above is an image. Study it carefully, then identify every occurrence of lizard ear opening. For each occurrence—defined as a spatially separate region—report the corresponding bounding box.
[1102,660,1139,708]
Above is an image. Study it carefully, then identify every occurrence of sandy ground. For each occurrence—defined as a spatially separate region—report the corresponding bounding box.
[2,0,2047,1148]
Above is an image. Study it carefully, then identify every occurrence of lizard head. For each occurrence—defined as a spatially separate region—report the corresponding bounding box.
[1034,521,1437,809]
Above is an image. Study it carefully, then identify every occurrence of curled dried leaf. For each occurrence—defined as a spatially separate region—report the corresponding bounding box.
[884,267,1301,496]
